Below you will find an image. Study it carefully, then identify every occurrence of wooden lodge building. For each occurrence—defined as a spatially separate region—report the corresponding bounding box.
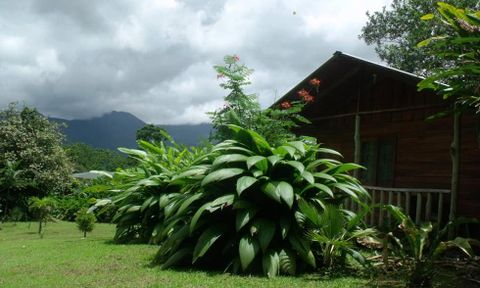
[278,51,480,227]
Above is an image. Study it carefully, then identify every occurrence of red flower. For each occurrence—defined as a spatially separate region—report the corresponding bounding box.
[309,78,321,87]
[303,94,315,103]
[280,101,292,109]
[297,89,309,98]
[217,73,225,79]
[232,55,240,62]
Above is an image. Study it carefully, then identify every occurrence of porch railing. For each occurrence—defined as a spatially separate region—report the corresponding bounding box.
[345,186,451,226]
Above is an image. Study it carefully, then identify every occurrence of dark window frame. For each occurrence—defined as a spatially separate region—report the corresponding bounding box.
[360,137,397,187]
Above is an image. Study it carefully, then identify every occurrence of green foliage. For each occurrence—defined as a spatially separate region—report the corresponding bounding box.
[417,3,480,112]
[209,55,260,142]
[307,205,375,269]
[384,205,478,287]
[51,181,115,222]
[91,139,210,243]
[75,207,96,238]
[360,0,479,75]
[28,196,57,236]
[65,143,134,172]
[0,103,73,217]
[153,125,368,276]
[209,55,313,146]
[136,124,172,143]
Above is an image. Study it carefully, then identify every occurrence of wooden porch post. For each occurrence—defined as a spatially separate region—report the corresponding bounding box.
[353,90,361,179]
[354,113,361,178]
[448,106,461,239]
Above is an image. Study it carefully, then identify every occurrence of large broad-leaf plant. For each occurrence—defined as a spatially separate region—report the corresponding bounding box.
[153,125,369,277]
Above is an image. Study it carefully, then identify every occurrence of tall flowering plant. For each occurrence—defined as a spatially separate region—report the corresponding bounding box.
[209,55,320,146]
[208,55,260,142]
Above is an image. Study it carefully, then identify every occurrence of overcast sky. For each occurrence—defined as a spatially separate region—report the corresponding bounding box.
[0,0,392,124]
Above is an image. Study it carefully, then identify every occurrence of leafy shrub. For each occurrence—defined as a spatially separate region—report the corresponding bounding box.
[52,181,115,223]
[75,208,96,238]
[307,205,376,269]
[384,205,478,287]
[92,140,210,243]
[153,125,368,276]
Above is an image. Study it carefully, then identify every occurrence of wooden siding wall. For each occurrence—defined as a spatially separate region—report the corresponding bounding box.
[298,76,480,219]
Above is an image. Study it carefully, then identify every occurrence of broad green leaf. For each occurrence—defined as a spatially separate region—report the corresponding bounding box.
[261,182,281,203]
[312,172,337,182]
[192,225,225,263]
[190,202,212,233]
[333,183,359,199]
[286,141,305,155]
[301,171,314,184]
[246,156,268,171]
[316,147,342,157]
[161,248,192,269]
[277,181,294,208]
[267,155,282,166]
[274,145,296,158]
[278,249,296,275]
[285,160,305,174]
[236,176,258,196]
[212,154,248,167]
[262,250,280,278]
[201,168,244,186]
[172,166,210,180]
[288,233,316,268]
[141,197,154,212]
[239,235,260,270]
[252,218,275,252]
[236,208,258,231]
[175,193,203,217]
[118,147,147,159]
[331,163,364,174]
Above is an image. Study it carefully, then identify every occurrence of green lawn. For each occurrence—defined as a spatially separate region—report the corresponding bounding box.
[0,222,368,288]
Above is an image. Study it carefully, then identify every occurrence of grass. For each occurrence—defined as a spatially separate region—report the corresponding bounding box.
[0,221,368,288]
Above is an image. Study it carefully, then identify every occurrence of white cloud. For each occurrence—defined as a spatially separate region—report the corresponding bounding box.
[0,0,392,124]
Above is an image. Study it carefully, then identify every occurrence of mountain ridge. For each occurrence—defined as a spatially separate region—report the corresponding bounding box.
[51,111,212,150]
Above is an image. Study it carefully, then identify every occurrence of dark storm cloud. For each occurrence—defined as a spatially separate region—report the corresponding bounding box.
[0,0,391,124]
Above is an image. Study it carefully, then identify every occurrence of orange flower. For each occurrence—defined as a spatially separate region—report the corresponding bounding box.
[297,89,309,98]
[280,101,292,109]
[303,94,315,103]
[309,78,321,87]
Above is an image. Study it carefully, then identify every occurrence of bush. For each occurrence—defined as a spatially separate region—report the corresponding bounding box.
[75,208,96,238]
[91,140,210,243]
[152,125,368,276]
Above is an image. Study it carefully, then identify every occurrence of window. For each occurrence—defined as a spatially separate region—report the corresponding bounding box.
[360,139,395,186]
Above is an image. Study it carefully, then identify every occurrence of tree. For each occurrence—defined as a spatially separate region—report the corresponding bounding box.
[65,143,134,172]
[209,55,313,145]
[360,0,479,75]
[75,207,96,238]
[0,103,73,216]
[209,55,260,141]
[418,3,480,111]
[28,196,56,236]
[136,124,172,143]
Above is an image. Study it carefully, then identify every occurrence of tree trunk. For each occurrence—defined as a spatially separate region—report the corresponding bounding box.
[38,219,42,235]
[84,231,87,238]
